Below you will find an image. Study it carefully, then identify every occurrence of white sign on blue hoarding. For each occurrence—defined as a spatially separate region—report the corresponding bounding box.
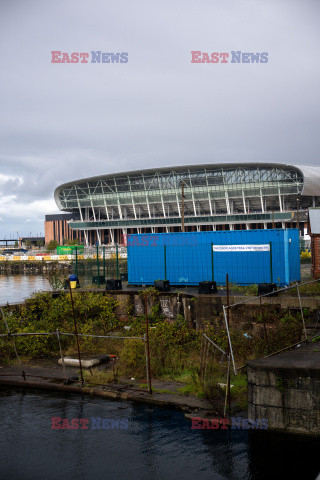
[212,244,270,252]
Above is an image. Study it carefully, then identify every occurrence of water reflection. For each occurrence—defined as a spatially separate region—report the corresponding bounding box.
[0,274,51,304]
[0,274,93,304]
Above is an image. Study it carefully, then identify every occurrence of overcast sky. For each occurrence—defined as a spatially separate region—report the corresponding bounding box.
[0,0,319,237]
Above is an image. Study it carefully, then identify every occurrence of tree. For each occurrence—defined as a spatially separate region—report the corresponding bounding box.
[46,240,59,252]
[36,239,44,247]
[64,239,81,246]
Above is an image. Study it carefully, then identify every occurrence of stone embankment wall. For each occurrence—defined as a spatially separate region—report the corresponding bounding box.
[4,290,320,331]
[0,262,71,274]
[109,291,320,332]
[247,351,320,435]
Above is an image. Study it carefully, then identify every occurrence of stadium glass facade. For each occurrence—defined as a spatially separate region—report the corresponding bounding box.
[50,163,320,245]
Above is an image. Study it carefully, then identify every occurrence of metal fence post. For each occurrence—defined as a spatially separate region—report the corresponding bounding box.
[296,282,308,343]
[211,242,214,282]
[116,244,119,279]
[56,329,67,381]
[96,244,100,287]
[75,246,78,279]
[269,241,273,283]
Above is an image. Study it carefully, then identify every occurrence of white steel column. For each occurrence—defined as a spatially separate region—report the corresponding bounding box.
[188,170,197,216]
[242,190,247,213]
[205,169,213,215]
[157,174,166,218]
[278,188,283,212]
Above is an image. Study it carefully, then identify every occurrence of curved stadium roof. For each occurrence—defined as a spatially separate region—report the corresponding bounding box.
[54,163,320,211]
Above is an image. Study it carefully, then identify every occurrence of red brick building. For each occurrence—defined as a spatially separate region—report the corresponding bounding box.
[308,208,320,278]
[45,214,84,245]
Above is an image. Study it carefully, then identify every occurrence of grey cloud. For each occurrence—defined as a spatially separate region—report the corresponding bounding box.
[0,0,319,235]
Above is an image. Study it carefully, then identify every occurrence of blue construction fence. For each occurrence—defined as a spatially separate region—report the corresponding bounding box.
[127,229,300,286]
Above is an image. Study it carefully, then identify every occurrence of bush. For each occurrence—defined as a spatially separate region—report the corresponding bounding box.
[117,339,146,378]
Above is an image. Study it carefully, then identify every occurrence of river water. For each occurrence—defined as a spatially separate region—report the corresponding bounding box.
[0,387,319,480]
[0,274,51,304]
[0,273,93,304]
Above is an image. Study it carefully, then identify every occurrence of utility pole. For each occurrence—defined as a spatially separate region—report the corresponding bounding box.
[181,182,185,232]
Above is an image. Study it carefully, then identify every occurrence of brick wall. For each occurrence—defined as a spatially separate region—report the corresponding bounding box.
[311,234,320,278]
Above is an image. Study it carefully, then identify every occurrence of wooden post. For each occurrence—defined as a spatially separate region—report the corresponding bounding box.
[144,293,152,394]
[69,283,84,386]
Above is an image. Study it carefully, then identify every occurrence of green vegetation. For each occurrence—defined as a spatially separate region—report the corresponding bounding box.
[0,290,305,413]
[275,376,284,392]
[228,283,258,296]
[46,240,59,252]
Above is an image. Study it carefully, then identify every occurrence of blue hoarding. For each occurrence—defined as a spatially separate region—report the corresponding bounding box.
[127,229,300,286]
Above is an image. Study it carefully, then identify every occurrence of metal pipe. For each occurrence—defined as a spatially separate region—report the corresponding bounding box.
[202,334,227,356]
[223,305,237,375]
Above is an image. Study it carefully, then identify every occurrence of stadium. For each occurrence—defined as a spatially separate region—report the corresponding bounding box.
[45,163,320,245]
